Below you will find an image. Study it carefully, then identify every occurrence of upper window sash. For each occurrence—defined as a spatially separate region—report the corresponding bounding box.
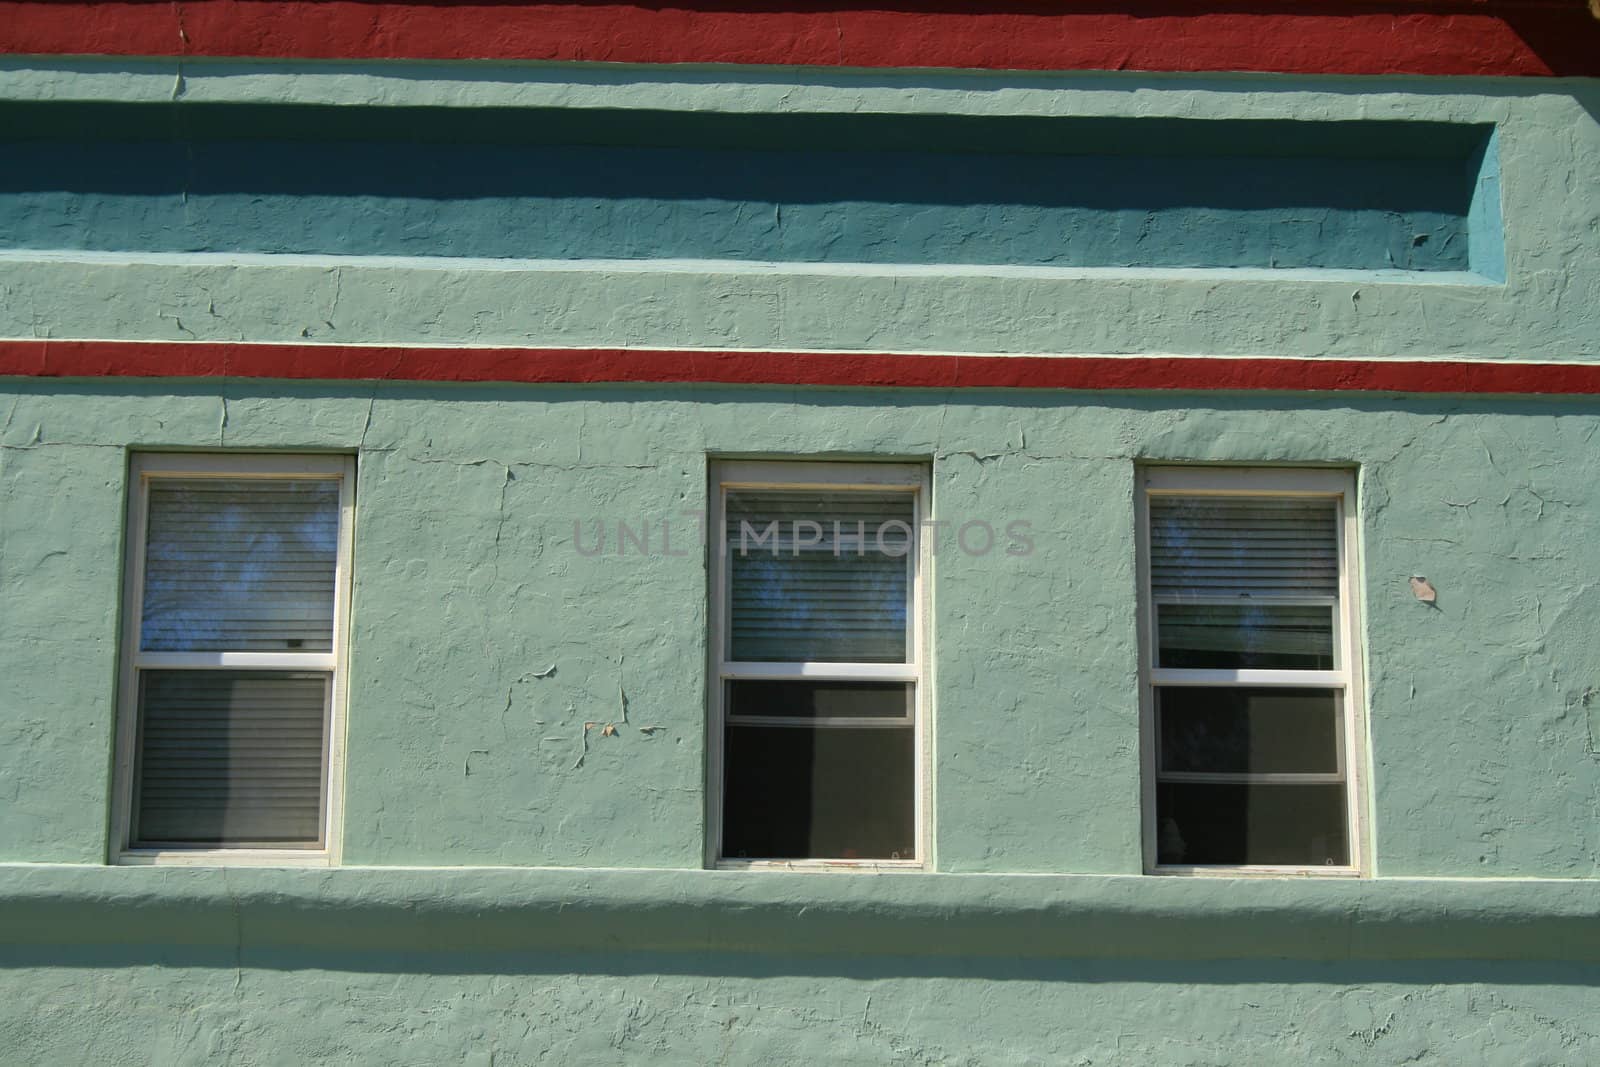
[128,453,352,669]
[1144,468,1354,679]
[715,462,925,671]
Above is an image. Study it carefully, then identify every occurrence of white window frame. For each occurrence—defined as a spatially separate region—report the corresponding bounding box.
[1136,466,1367,877]
[707,459,932,871]
[111,453,355,867]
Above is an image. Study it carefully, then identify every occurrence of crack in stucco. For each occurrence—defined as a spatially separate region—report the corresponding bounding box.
[1371,414,1451,467]
[327,267,343,333]
[1575,688,1600,757]
[934,437,1133,466]
[404,454,657,472]
[617,656,629,726]
[1350,1009,1398,1047]
[499,667,554,744]
[26,293,49,340]
[0,397,18,444]
[357,391,377,451]
[218,867,245,995]
[158,309,196,339]
[0,400,14,585]
[491,464,513,585]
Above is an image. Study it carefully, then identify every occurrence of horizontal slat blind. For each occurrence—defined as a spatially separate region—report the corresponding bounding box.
[141,479,339,652]
[726,490,913,663]
[132,670,328,846]
[1157,603,1335,669]
[1150,497,1338,599]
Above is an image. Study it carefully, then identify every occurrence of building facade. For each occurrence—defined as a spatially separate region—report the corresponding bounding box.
[3,1,1600,1062]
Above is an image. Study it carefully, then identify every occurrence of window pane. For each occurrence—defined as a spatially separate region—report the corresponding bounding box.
[141,479,340,652]
[1157,687,1341,774]
[1150,497,1338,599]
[726,490,913,663]
[132,670,328,847]
[1156,782,1348,866]
[727,680,911,720]
[1157,603,1334,669]
[722,723,914,860]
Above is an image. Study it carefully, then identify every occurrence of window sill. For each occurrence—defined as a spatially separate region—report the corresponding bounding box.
[1151,864,1361,878]
[716,859,926,873]
[117,849,333,868]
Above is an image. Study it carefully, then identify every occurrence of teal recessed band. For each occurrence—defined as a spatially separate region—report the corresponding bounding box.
[1468,129,1507,282]
[0,104,1487,272]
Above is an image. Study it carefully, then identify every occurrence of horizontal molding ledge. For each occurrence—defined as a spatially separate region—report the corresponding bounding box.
[3,342,1600,396]
[0,1,1597,77]
[3,866,1600,965]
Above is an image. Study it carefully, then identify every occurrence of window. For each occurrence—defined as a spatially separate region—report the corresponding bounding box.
[1138,467,1365,874]
[708,461,929,867]
[113,454,354,864]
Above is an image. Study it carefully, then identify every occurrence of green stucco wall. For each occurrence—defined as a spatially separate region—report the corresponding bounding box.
[5,383,1600,1061]
[8,383,1600,875]
[5,869,1600,1065]
[4,54,1600,1065]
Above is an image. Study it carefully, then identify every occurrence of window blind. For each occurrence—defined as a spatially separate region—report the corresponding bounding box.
[132,670,328,846]
[141,479,340,652]
[1151,497,1339,668]
[1149,497,1338,599]
[725,490,913,663]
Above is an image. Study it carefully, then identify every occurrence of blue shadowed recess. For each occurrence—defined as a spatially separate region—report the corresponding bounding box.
[0,104,1496,272]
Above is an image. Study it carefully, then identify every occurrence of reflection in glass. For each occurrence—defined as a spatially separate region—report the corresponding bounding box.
[141,479,339,652]
[726,490,912,663]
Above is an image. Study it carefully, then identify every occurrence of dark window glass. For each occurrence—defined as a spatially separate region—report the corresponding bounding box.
[1156,782,1348,866]
[727,680,911,721]
[722,720,914,861]
[1158,687,1341,775]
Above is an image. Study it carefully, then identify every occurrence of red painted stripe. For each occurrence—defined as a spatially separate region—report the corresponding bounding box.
[0,2,1596,77]
[3,341,1600,396]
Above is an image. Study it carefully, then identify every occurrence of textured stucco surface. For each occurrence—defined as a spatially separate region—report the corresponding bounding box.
[4,867,1600,1064]
[4,50,1600,1065]
[0,105,1480,272]
[8,953,1597,1065]
[6,383,1600,875]
[0,61,1594,359]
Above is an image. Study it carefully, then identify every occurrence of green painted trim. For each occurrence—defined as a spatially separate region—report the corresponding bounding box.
[1469,129,1508,282]
[0,255,1563,359]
